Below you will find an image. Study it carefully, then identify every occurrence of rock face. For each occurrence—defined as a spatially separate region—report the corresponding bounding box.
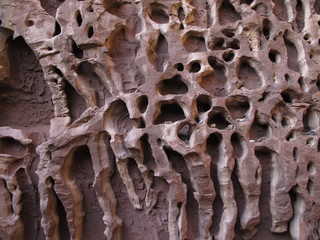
[0,0,320,239]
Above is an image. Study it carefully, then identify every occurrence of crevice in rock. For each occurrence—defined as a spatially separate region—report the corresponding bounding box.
[296,0,305,32]
[71,39,83,59]
[69,145,106,239]
[53,21,61,37]
[164,148,199,239]
[46,177,70,240]
[64,80,86,122]
[16,168,44,239]
[206,133,223,236]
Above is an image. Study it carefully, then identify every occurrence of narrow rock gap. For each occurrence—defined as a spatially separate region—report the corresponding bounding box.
[70,145,106,239]
[207,133,223,237]
[64,80,86,122]
[164,148,199,239]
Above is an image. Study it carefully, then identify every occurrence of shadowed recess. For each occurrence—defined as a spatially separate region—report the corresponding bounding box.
[157,75,188,95]
[154,102,185,124]
[69,145,106,239]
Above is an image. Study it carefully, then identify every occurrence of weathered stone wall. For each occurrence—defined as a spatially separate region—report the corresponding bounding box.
[0,0,320,239]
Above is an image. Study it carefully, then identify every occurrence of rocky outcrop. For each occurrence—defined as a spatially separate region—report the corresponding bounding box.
[0,0,320,239]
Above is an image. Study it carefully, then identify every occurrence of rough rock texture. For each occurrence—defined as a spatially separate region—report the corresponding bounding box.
[0,0,320,239]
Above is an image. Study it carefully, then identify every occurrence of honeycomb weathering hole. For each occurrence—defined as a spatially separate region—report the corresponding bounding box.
[157,75,188,95]
[0,137,26,157]
[154,102,185,124]
[147,3,169,24]
[2,0,320,239]
[225,95,250,120]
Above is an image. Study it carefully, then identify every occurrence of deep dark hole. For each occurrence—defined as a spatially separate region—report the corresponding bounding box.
[189,62,201,72]
[69,145,106,239]
[157,75,188,95]
[88,26,94,38]
[25,20,34,27]
[221,29,235,37]
[72,40,83,59]
[286,131,295,141]
[269,50,279,63]
[281,92,292,103]
[206,132,222,164]
[64,80,86,121]
[210,38,224,50]
[259,91,269,102]
[55,191,70,240]
[231,133,243,158]
[317,76,320,90]
[137,117,145,128]
[178,6,185,22]
[174,63,184,71]
[208,112,230,129]
[137,95,148,113]
[164,148,199,238]
[76,10,83,26]
[298,77,307,92]
[53,21,61,36]
[178,123,192,143]
[196,95,211,113]
[281,117,290,128]
[87,5,94,12]
[262,19,272,40]
[263,27,269,39]
[228,39,240,49]
[0,137,26,157]
[140,134,156,170]
[240,0,253,4]
[54,67,63,78]
[223,51,234,62]
[154,102,185,124]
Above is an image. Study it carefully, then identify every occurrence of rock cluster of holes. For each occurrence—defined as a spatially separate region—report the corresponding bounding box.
[4,0,320,239]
